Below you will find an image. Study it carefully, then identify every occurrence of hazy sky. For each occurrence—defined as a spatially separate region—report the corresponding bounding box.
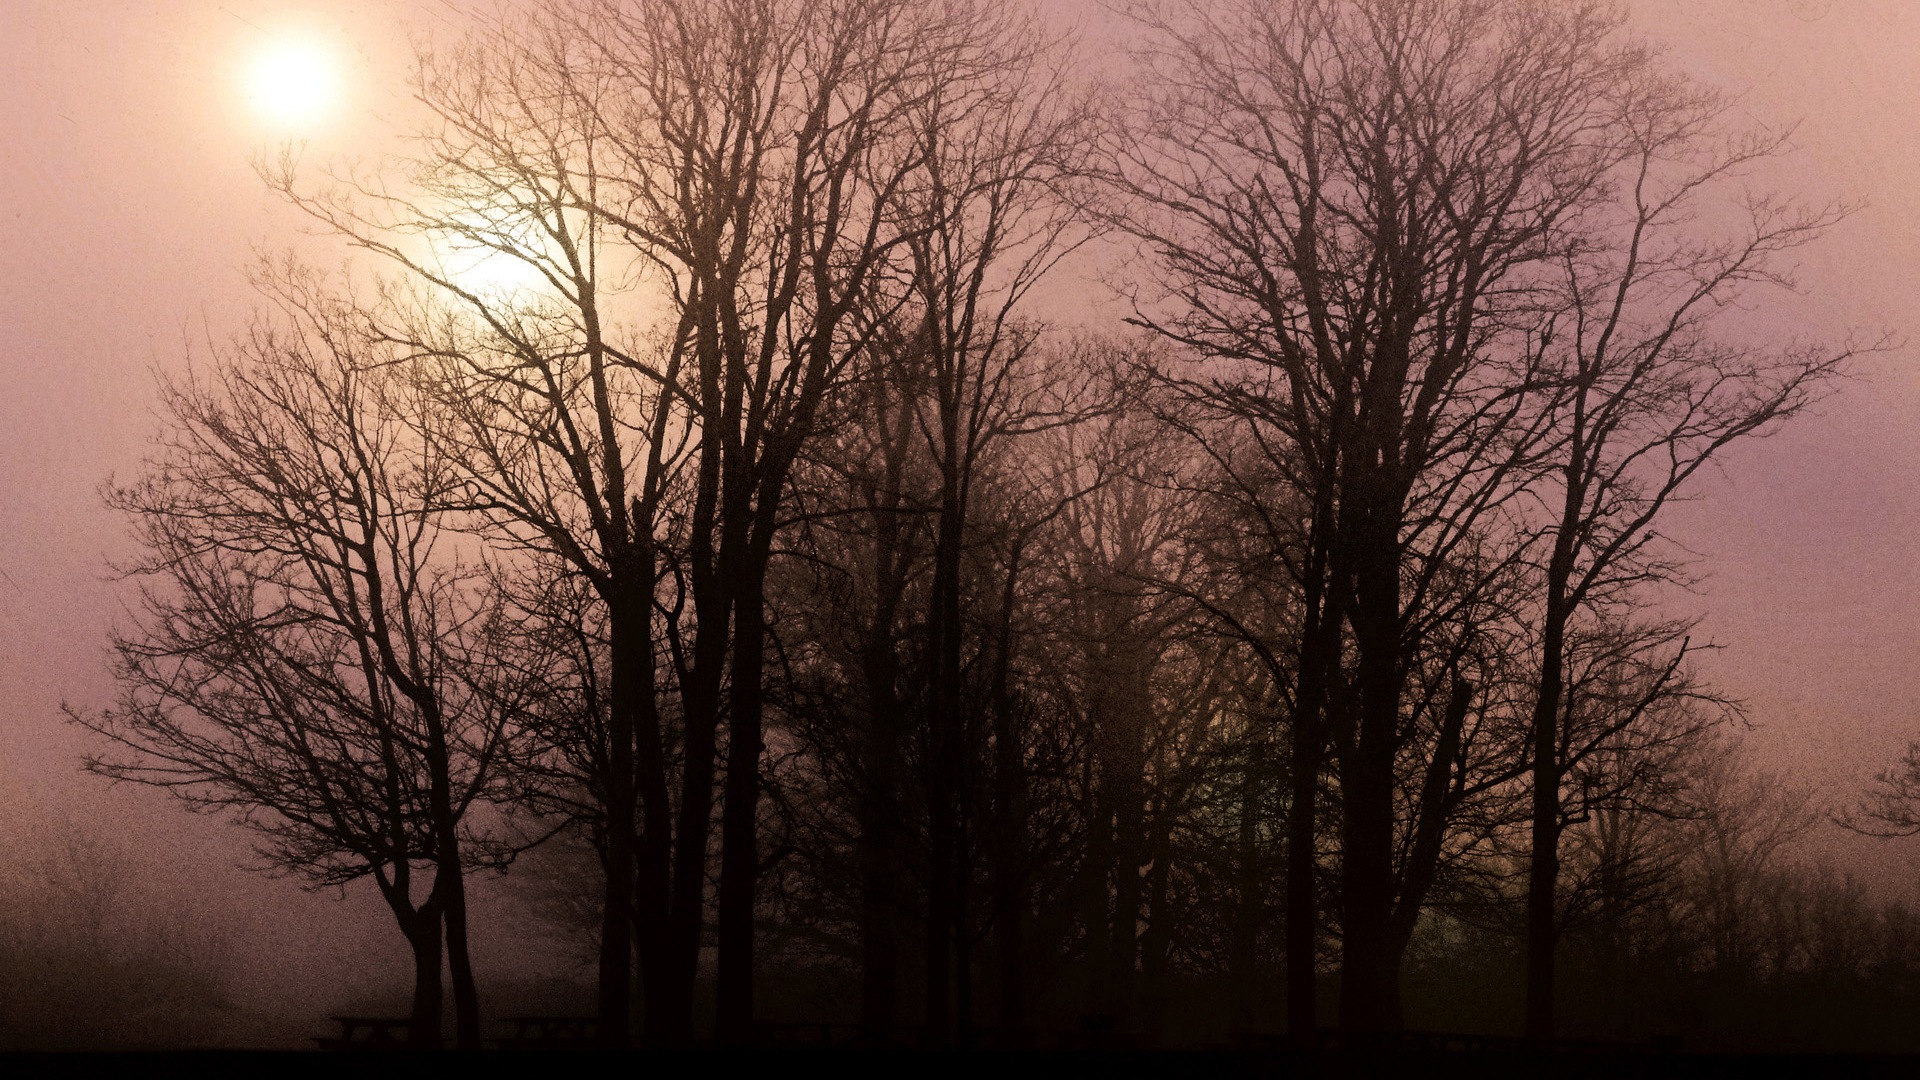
[0,0,566,1032]
[3,0,1920,1021]
[1621,0,1920,858]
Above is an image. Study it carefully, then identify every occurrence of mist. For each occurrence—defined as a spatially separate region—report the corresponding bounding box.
[5,0,1920,1062]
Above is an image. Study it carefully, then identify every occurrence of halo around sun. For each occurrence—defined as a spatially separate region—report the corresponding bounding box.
[246,39,341,127]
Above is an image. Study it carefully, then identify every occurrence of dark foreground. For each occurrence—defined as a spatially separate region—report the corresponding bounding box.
[6,1049,1920,1080]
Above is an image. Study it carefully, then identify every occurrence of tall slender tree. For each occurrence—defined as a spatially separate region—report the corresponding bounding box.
[1519,77,1855,1035]
[891,10,1097,1040]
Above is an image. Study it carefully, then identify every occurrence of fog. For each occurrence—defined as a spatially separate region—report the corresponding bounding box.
[3,0,1920,1053]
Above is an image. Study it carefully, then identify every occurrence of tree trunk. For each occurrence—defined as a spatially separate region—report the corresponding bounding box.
[1337,492,1406,1032]
[1139,811,1174,1046]
[657,702,714,1047]
[1231,742,1263,1033]
[1336,742,1401,1032]
[405,906,445,1048]
[925,776,956,1046]
[955,802,975,1047]
[858,638,905,1039]
[1106,702,1146,1033]
[1080,777,1113,1022]
[417,694,481,1051]
[988,553,1029,1040]
[599,599,643,1046]
[1525,553,1573,1039]
[1285,721,1323,1042]
[623,539,678,1048]
[717,557,771,1043]
[857,384,914,1042]
[1286,487,1341,1046]
[923,466,967,1046]
[659,514,732,1045]
[440,860,480,1050]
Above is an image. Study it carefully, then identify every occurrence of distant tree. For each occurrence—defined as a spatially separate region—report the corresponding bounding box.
[1046,409,1208,1036]
[760,329,1107,1043]
[71,267,520,1048]
[1682,746,1818,983]
[0,819,235,1050]
[767,320,935,1038]
[1839,741,1920,842]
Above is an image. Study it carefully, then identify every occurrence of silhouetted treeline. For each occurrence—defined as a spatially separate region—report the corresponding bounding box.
[68,0,1905,1053]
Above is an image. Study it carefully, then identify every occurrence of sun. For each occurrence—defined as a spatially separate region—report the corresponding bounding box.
[245,39,341,127]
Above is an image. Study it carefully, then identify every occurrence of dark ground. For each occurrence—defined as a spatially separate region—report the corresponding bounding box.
[8,1048,1920,1080]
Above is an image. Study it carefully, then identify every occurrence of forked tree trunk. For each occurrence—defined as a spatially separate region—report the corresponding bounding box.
[438,844,481,1048]
[403,905,445,1048]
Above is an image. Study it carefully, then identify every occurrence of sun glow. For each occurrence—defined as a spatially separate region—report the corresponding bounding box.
[245,39,340,126]
[447,247,552,301]
[423,205,563,305]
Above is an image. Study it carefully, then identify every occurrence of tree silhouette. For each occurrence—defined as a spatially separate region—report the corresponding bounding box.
[73,265,522,1048]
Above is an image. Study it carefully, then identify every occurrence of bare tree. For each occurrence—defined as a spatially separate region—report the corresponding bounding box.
[266,8,685,1037]
[569,0,1015,1038]
[889,9,1097,1040]
[1111,0,1655,1032]
[72,266,519,1048]
[271,0,1064,1041]
[1517,71,1859,1035]
[1045,406,1215,1039]
[772,321,934,1038]
[1838,741,1920,841]
[1680,744,1818,983]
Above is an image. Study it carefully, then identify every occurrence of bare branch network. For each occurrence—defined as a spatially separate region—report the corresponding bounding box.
[63,0,1898,1053]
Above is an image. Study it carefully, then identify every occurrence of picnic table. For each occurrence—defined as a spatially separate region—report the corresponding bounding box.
[496,1015,601,1049]
[314,1016,428,1050]
[750,1020,870,1047]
